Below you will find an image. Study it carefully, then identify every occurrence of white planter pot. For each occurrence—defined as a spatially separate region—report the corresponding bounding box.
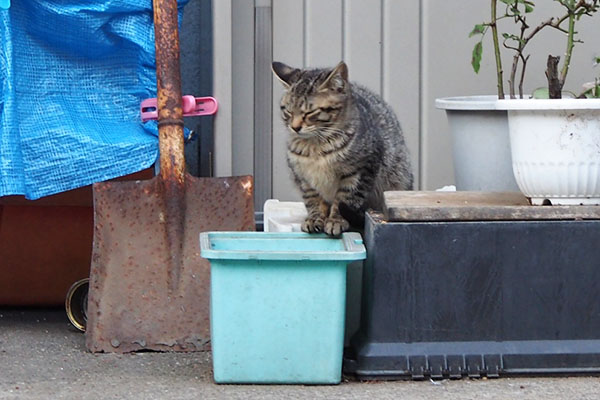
[498,99,600,205]
[435,96,520,192]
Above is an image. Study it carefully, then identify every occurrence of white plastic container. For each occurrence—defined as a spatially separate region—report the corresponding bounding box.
[435,96,520,192]
[263,199,307,232]
[498,98,600,205]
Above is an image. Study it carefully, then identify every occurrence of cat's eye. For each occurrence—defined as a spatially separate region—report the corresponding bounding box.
[305,109,331,123]
[320,106,340,114]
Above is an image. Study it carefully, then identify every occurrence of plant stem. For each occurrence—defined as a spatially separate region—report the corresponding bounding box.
[525,15,570,42]
[518,54,530,99]
[507,15,528,99]
[491,0,504,99]
[559,8,576,89]
[546,55,562,99]
[509,54,518,99]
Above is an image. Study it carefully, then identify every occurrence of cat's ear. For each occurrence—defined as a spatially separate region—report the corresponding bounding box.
[318,61,348,92]
[272,62,299,88]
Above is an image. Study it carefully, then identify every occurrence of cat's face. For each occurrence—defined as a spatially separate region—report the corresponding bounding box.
[272,61,349,137]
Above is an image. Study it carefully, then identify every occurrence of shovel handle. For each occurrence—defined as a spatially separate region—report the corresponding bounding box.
[153,0,185,184]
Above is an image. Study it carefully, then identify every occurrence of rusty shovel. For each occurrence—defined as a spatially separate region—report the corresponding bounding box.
[85,0,254,353]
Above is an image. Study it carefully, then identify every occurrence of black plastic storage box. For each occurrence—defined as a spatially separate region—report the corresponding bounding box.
[344,192,600,380]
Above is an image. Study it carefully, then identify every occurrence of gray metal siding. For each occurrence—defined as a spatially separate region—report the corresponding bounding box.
[212,0,600,203]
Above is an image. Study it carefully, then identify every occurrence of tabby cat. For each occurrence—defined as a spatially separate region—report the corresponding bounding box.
[272,61,413,236]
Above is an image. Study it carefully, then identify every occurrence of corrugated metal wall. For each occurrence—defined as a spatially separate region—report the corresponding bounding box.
[212,0,600,207]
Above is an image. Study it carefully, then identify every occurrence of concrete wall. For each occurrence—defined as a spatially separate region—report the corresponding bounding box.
[211,0,600,206]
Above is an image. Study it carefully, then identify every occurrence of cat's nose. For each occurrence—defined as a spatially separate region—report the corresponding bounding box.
[290,116,303,133]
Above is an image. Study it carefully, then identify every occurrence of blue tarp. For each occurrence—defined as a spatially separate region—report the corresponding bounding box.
[0,0,186,199]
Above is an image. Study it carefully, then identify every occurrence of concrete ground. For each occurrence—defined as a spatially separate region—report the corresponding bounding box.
[1,308,600,400]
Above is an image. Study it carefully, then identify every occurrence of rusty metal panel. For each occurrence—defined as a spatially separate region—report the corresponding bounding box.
[85,175,254,353]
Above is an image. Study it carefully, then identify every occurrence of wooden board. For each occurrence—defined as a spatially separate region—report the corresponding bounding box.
[384,191,600,222]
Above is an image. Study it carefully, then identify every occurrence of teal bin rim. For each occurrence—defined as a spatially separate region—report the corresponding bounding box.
[200,231,366,261]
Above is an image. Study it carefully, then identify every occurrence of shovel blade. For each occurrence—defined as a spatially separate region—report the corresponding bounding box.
[85,174,254,353]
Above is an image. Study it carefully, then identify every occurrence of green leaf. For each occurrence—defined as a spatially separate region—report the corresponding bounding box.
[532,87,549,99]
[594,56,600,66]
[504,0,534,13]
[502,33,524,44]
[521,0,535,8]
[580,80,600,98]
[469,24,486,37]
[471,41,483,74]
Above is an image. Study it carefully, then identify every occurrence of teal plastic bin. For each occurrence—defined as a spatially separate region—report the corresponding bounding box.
[200,231,366,384]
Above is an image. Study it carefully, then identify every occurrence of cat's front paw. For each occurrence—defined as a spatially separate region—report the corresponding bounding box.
[324,216,350,236]
[302,216,325,233]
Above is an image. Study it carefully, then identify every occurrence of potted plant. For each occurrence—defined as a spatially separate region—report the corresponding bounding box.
[490,0,600,205]
[435,0,528,192]
[436,0,599,197]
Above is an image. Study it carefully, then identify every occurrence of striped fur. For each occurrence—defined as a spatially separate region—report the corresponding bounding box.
[272,61,413,235]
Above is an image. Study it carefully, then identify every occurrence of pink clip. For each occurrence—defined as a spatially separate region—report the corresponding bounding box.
[141,95,218,122]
